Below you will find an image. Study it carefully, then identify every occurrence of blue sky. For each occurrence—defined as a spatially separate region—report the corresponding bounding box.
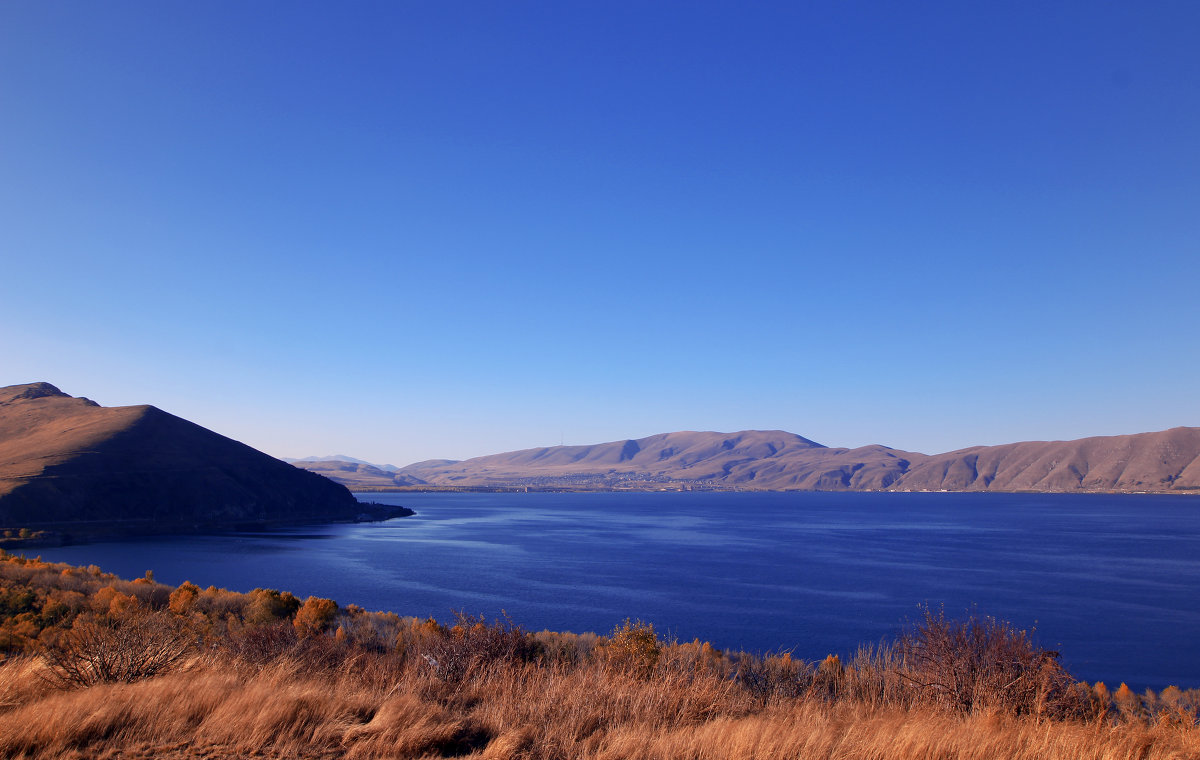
[2,2,1198,465]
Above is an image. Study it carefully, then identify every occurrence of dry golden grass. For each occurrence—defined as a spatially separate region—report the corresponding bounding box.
[3,553,1198,759]
[1,652,1197,760]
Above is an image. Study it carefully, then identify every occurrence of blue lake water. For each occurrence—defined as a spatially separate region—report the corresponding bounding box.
[31,491,1200,690]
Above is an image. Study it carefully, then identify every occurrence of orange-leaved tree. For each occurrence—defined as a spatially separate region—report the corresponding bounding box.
[293,596,338,638]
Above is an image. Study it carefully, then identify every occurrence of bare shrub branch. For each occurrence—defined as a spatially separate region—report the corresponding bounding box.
[40,609,194,687]
[895,605,1085,717]
[420,611,533,684]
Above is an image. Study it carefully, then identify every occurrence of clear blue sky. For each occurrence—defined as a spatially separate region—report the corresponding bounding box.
[2,2,1198,465]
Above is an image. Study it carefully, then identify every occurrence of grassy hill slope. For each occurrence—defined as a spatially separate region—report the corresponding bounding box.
[0,382,376,533]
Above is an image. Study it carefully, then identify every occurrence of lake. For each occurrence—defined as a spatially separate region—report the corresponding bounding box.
[32,491,1200,690]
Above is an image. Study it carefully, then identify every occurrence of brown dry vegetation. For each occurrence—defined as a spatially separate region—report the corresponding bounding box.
[1,551,1198,760]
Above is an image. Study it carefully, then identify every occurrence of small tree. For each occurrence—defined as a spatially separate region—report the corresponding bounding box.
[245,588,301,625]
[294,596,338,638]
[1114,682,1147,722]
[168,581,201,615]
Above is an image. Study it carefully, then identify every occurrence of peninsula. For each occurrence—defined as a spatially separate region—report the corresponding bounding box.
[0,382,409,539]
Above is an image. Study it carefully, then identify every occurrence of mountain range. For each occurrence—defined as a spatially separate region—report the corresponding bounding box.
[292,427,1200,493]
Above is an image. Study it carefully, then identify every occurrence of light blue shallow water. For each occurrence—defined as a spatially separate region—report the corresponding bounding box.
[32,491,1200,690]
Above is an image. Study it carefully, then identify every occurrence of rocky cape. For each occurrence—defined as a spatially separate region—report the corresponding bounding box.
[0,382,411,538]
[294,428,1200,493]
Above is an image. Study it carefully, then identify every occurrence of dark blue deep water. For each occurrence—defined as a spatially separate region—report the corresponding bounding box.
[32,491,1200,690]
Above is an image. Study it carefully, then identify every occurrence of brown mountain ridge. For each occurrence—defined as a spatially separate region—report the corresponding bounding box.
[0,382,406,535]
[297,427,1200,493]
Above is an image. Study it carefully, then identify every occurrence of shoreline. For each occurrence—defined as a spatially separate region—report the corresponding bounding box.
[346,484,1200,495]
[0,501,415,548]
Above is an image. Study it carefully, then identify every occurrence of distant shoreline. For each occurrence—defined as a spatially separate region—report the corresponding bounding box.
[0,501,415,548]
[350,485,1200,495]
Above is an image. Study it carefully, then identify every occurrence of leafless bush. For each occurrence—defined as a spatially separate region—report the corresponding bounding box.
[420,612,533,684]
[224,619,299,666]
[895,606,1084,717]
[529,629,600,666]
[41,610,194,687]
[732,652,811,701]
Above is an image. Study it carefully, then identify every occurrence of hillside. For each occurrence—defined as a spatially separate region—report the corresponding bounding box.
[0,382,398,533]
[287,458,427,489]
[900,427,1200,492]
[2,552,1197,759]
[392,430,920,490]
[295,428,1200,493]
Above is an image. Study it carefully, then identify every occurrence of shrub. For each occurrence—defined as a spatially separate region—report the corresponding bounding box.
[245,588,301,625]
[225,619,299,665]
[421,612,533,684]
[41,609,194,687]
[168,581,200,615]
[895,606,1082,717]
[1153,685,1200,726]
[294,596,338,638]
[811,653,844,699]
[732,651,810,700]
[1114,682,1147,722]
[602,619,661,678]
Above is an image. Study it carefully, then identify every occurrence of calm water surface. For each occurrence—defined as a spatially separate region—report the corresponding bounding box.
[33,491,1200,690]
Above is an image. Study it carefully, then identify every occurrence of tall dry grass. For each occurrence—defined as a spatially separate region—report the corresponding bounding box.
[1,646,1197,760]
[2,553,1198,759]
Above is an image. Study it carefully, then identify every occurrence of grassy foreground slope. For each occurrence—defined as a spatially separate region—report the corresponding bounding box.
[1,552,1198,759]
